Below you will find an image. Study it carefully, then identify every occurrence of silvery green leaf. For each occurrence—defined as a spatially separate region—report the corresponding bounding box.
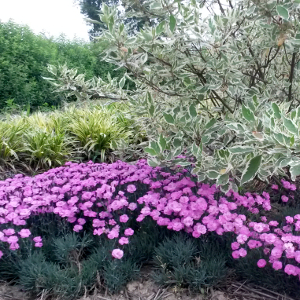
[290,164,300,181]
[145,147,157,156]
[207,170,219,179]
[276,5,289,20]
[228,146,254,154]
[158,134,167,151]
[148,157,160,167]
[240,155,262,185]
[242,105,255,122]
[217,173,229,186]
[282,116,298,135]
[170,15,176,33]
[272,103,281,119]
[163,113,175,124]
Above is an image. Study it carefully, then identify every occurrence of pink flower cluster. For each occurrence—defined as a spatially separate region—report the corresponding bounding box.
[0,158,299,281]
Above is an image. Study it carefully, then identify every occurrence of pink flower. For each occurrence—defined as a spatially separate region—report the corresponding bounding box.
[7,236,18,244]
[238,248,247,257]
[127,185,136,193]
[272,261,282,270]
[257,259,266,268]
[77,218,86,225]
[281,195,289,203]
[284,264,297,276]
[232,251,240,259]
[35,242,43,248]
[128,203,137,211]
[112,249,124,259]
[119,237,129,245]
[124,228,134,236]
[33,236,42,243]
[3,229,15,236]
[120,214,129,223]
[231,242,240,250]
[18,229,31,238]
[9,243,19,250]
[73,225,83,232]
[271,184,278,190]
[269,221,279,226]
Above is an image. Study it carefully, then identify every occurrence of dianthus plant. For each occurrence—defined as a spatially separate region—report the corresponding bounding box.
[1,160,300,279]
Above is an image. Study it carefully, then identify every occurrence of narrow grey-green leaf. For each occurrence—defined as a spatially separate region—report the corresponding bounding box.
[240,155,262,185]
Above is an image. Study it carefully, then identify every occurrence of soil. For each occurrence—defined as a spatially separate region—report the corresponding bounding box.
[0,268,295,300]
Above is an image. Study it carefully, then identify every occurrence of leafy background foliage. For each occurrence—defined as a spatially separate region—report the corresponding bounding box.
[0,20,125,111]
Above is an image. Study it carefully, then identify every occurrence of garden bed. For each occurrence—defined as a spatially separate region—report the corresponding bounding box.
[0,159,300,299]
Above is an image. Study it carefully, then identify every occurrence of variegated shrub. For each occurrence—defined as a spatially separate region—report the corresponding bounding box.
[45,0,300,191]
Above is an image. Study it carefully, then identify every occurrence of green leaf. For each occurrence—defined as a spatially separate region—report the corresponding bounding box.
[217,173,229,186]
[184,77,191,85]
[290,164,300,181]
[276,5,289,20]
[119,77,125,89]
[204,118,217,129]
[158,134,167,151]
[201,135,210,144]
[144,147,156,156]
[207,170,219,179]
[148,157,159,167]
[189,104,197,118]
[170,15,176,33]
[150,141,160,155]
[173,138,181,148]
[228,146,254,154]
[173,147,182,157]
[283,116,298,135]
[163,113,175,124]
[242,105,255,122]
[156,21,165,35]
[272,103,281,119]
[240,155,262,185]
[149,105,155,117]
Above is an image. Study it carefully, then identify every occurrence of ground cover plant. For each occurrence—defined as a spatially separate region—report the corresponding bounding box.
[0,159,300,298]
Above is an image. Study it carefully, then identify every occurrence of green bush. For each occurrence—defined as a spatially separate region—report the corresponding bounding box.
[0,21,126,111]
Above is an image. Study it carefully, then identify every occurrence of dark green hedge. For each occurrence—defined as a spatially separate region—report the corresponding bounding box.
[0,21,125,110]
